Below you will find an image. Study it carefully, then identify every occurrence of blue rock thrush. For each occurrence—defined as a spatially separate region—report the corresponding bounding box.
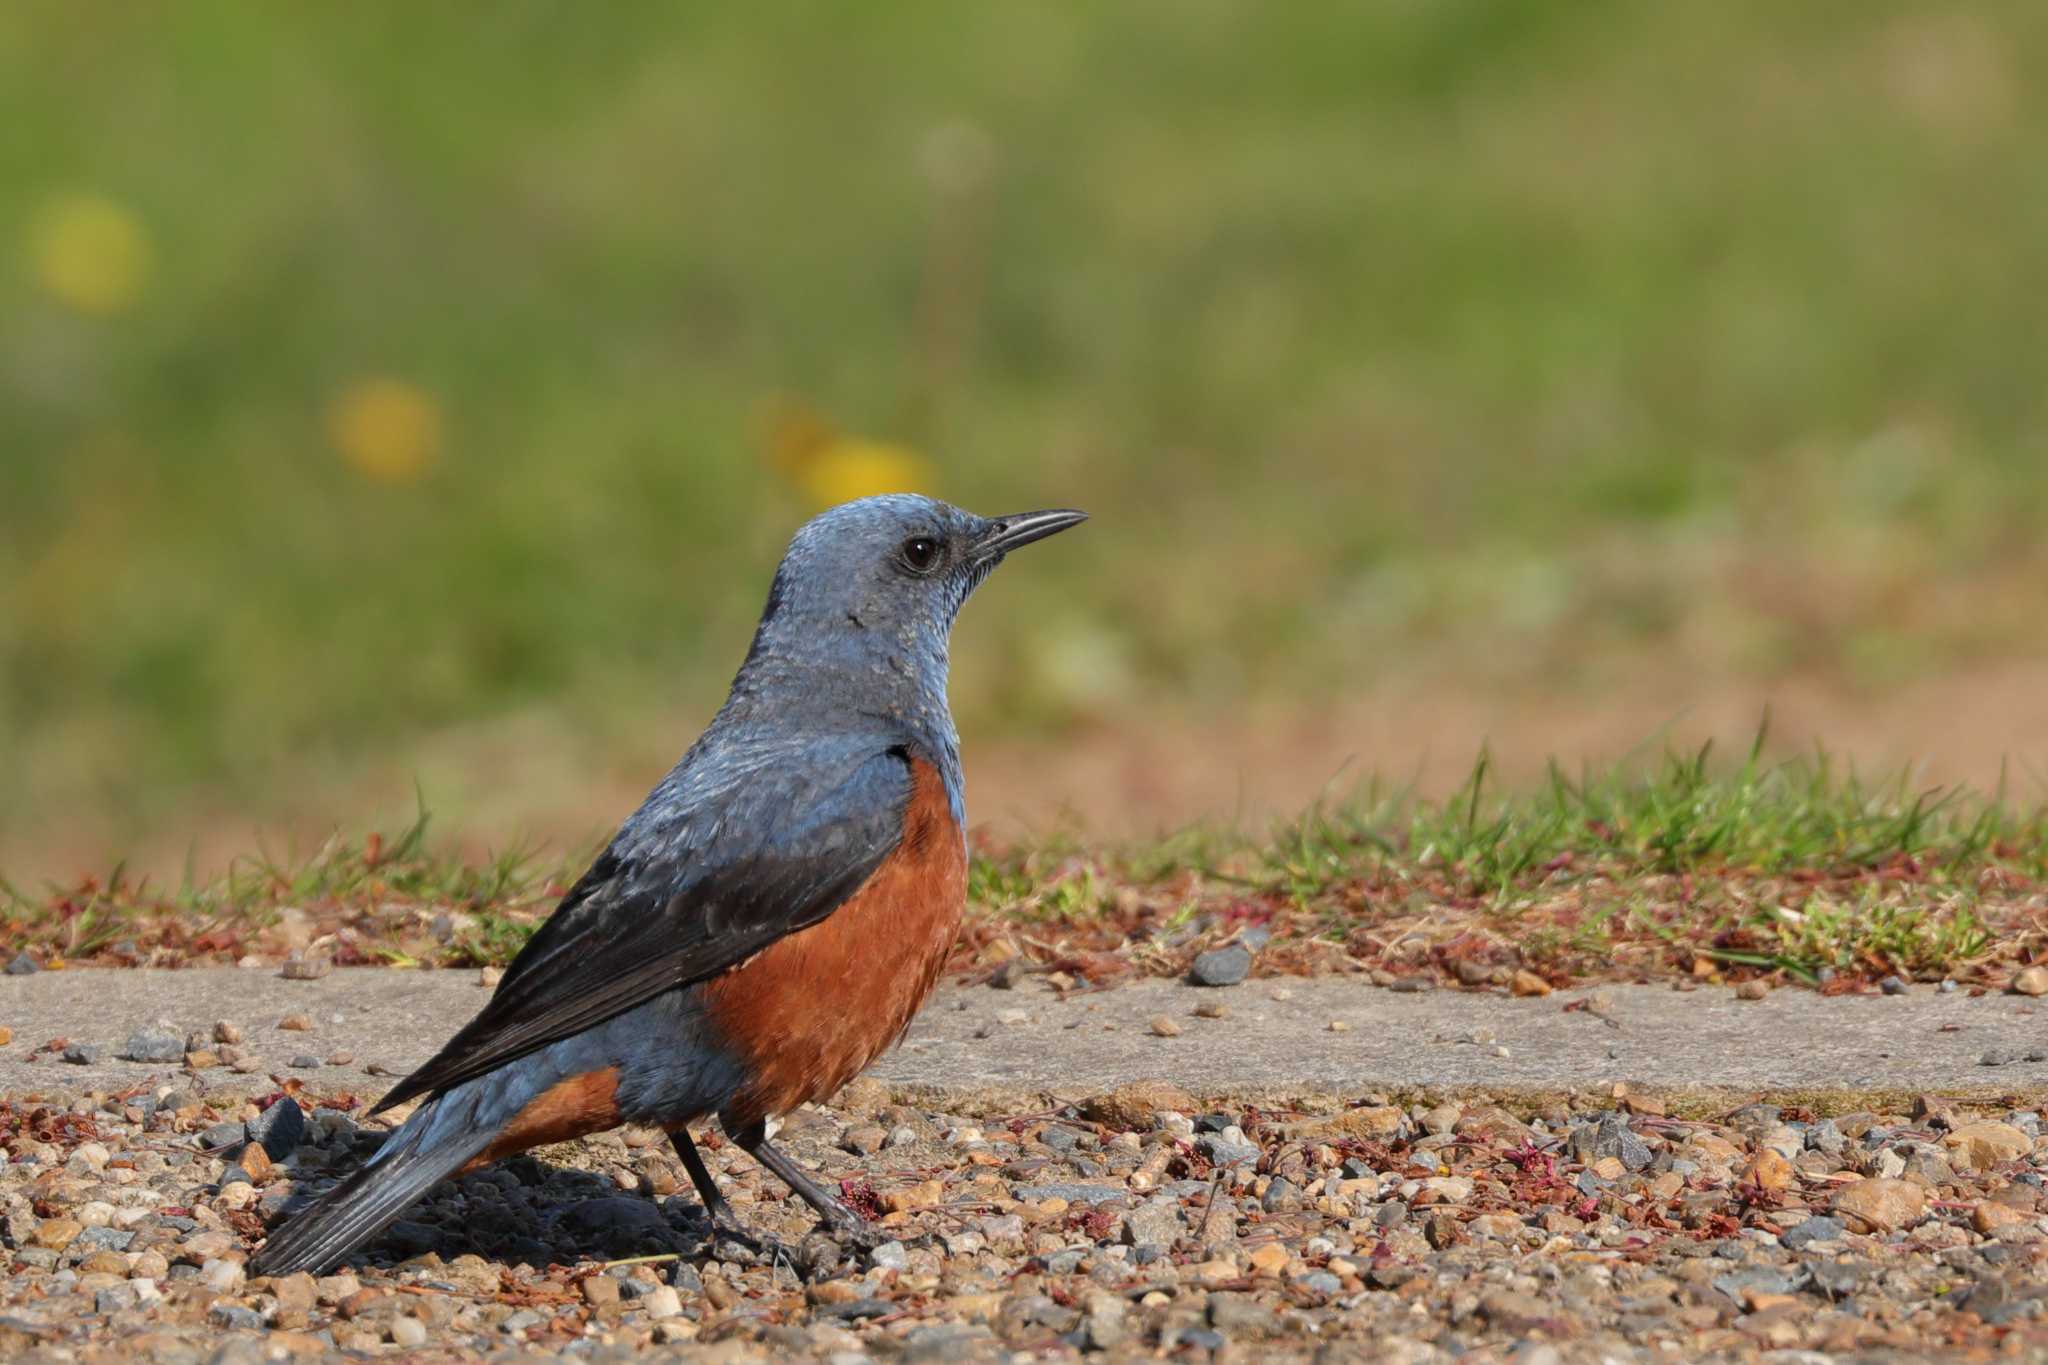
[249,494,1085,1275]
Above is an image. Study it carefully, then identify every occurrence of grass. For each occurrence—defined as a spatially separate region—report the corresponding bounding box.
[7,738,2045,991]
[8,4,2048,849]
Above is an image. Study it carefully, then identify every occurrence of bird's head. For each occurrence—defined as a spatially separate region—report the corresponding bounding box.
[730,494,1086,718]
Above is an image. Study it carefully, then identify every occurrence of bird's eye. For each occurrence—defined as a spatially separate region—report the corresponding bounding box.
[899,536,941,573]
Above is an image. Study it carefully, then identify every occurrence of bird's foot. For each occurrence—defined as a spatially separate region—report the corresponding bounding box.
[700,1207,795,1270]
[820,1209,893,1254]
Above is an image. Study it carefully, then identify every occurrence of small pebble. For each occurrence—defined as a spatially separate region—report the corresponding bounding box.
[1148,1015,1183,1038]
[1190,942,1253,988]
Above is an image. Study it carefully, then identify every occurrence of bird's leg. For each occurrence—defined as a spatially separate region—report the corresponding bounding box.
[667,1128,748,1234]
[728,1119,887,1252]
[667,1127,775,1266]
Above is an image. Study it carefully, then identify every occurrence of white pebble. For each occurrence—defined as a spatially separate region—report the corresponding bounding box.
[200,1258,244,1292]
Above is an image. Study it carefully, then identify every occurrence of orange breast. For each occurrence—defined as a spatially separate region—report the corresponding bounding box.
[702,756,967,1129]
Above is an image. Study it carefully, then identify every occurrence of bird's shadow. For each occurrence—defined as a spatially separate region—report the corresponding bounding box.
[261,1146,754,1276]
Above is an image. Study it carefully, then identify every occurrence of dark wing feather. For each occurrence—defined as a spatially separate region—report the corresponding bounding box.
[374,739,912,1112]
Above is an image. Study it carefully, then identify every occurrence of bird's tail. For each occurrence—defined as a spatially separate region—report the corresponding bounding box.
[249,1092,494,1277]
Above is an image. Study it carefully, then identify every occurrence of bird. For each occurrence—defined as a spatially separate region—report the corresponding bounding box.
[248,494,1086,1276]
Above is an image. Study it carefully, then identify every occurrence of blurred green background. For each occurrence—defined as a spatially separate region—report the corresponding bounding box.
[6,2,2048,875]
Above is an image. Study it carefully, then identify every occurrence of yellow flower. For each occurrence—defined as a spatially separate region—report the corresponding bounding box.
[799,437,935,507]
[756,397,936,506]
[328,378,443,484]
[27,194,152,316]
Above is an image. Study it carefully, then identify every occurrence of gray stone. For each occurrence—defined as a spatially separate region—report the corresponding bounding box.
[1010,1183,1125,1205]
[1783,1215,1847,1250]
[1712,1266,1803,1302]
[200,1121,246,1153]
[246,1097,306,1160]
[62,1043,104,1065]
[1570,1114,1652,1171]
[208,1304,265,1331]
[1807,1259,1862,1299]
[1198,1134,1260,1166]
[1191,943,1253,988]
[1004,1293,1076,1331]
[122,1028,186,1063]
[1261,1177,1301,1212]
[76,1227,133,1253]
[95,1284,141,1314]
[868,1240,909,1272]
[1962,1275,2041,1326]
[1083,1302,1128,1350]
[1208,1291,1279,1335]
[4,952,38,976]
[902,1325,992,1361]
[1806,1120,1846,1155]
[1038,1125,1086,1153]
[1122,1199,1185,1249]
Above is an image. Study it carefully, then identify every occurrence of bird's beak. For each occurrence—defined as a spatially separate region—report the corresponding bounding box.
[972,508,1088,561]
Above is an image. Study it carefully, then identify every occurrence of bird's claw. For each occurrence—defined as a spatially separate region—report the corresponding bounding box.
[781,1215,892,1280]
[704,1212,785,1264]
[822,1213,892,1254]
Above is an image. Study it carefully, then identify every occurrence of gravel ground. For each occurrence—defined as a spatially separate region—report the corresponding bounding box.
[4,1066,2048,1362]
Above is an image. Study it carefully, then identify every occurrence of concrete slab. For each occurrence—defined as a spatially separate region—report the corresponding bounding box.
[1,967,2042,1104]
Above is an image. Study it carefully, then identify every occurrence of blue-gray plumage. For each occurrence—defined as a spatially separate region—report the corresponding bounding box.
[248,495,1084,1276]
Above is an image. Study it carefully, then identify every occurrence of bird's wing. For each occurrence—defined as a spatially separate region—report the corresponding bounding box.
[373,736,915,1112]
